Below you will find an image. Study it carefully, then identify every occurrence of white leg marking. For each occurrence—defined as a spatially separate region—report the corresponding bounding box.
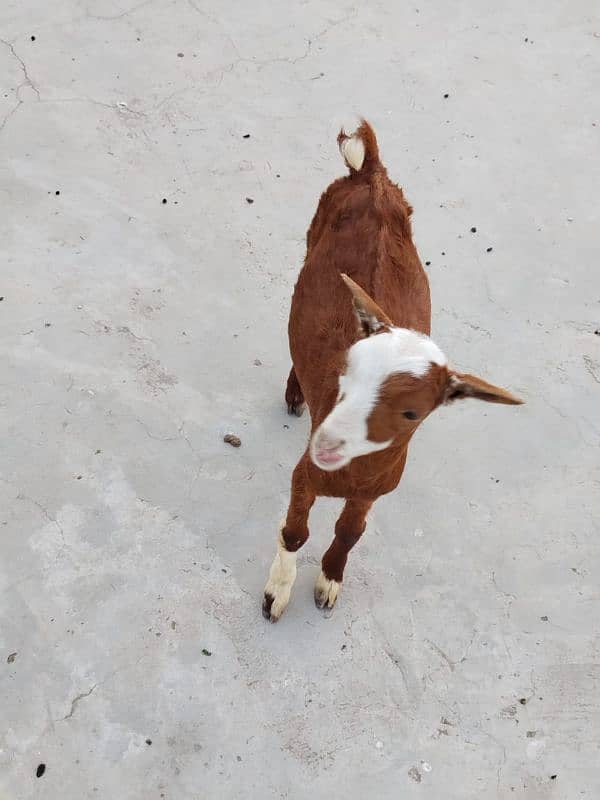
[263,524,297,621]
[314,570,341,609]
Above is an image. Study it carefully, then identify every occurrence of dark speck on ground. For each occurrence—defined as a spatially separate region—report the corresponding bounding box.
[36,764,45,778]
[246,197,254,204]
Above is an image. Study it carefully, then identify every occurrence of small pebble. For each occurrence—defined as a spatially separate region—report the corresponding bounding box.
[441,251,445,256]
[224,434,241,448]
[201,648,212,656]
[55,190,60,196]
[31,35,36,41]
[425,261,431,266]
[519,697,527,705]
[594,330,600,336]
[162,198,167,204]
[245,197,254,204]
[486,247,493,252]
[44,322,51,327]
[550,775,557,780]
[253,358,262,366]
[0,296,4,301]
[146,739,152,745]
[243,133,251,139]
[540,615,549,621]
[470,226,477,233]
[443,93,449,98]
[36,764,46,778]
[177,52,184,57]
[7,652,17,663]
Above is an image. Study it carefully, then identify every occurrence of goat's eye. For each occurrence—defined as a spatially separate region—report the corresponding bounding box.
[403,411,418,420]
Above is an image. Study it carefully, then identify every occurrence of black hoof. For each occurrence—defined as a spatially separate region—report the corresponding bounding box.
[287,402,305,417]
[262,592,275,620]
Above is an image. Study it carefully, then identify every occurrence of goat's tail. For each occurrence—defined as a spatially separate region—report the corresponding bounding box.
[338,119,380,172]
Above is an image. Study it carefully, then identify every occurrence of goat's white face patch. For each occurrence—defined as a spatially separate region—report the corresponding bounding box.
[310,328,447,471]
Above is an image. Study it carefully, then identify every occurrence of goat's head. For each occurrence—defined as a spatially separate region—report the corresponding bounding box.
[310,275,523,471]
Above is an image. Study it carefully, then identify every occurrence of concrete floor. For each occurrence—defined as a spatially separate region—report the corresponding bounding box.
[1,1,599,797]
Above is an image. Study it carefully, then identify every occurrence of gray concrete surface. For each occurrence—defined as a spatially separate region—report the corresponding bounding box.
[1,1,599,797]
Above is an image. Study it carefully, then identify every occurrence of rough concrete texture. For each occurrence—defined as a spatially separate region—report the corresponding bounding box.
[1,1,599,797]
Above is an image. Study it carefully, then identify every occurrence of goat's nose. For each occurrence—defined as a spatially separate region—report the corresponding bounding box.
[315,434,345,451]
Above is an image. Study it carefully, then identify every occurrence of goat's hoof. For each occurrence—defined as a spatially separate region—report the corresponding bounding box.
[262,592,275,620]
[262,591,288,622]
[287,401,305,417]
[314,571,341,610]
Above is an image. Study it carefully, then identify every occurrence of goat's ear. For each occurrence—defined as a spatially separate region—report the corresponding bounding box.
[444,371,524,405]
[341,273,393,337]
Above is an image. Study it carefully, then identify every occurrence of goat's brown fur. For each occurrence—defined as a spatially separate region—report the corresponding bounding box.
[263,120,522,621]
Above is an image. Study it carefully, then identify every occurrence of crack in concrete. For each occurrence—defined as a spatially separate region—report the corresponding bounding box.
[425,638,455,671]
[84,0,156,20]
[491,570,516,600]
[1,38,41,100]
[0,100,22,133]
[185,5,356,76]
[0,38,41,133]
[136,418,181,441]
[583,355,600,384]
[57,655,148,725]
[17,492,66,548]
[61,684,99,720]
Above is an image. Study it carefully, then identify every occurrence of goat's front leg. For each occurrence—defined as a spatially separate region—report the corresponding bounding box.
[315,498,373,610]
[262,458,315,622]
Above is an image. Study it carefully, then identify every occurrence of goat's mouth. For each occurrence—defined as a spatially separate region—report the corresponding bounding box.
[310,435,348,471]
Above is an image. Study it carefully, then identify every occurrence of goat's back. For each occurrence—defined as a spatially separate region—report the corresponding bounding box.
[289,124,431,425]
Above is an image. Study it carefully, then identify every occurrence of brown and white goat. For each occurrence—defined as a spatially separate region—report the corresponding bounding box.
[262,121,522,621]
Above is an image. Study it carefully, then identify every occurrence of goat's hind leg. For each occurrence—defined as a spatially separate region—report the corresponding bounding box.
[285,366,305,417]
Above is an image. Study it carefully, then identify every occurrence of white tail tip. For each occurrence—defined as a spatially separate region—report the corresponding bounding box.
[340,135,365,171]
